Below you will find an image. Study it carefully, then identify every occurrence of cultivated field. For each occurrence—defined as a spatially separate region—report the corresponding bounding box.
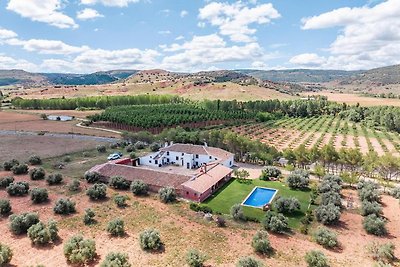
[227,116,400,156]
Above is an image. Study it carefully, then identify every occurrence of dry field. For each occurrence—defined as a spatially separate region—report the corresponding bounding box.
[0,165,399,267]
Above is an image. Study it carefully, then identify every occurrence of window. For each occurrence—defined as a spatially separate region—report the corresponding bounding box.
[176,156,179,161]
[186,191,189,195]
[166,152,169,156]
[182,153,184,156]
[229,161,232,166]
[209,156,212,159]
[149,160,152,163]
[195,154,199,158]
[194,193,197,196]
[155,160,158,164]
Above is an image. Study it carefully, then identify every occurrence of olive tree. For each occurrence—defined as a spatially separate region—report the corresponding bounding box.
[9,212,40,235]
[139,229,162,251]
[46,173,63,185]
[313,227,338,248]
[286,169,310,190]
[63,235,96,264]
[363,214,387,236]
[86,183,107,200]
[315,203,341,225]
[130,180,149,196]
[0,176,14,188]
[27,220,58,245]
[236,256,264,267]
[262,211,289,234]
[7,182,29,196]
[186,249,207,267]
[30,188,49,204]
[158,186,176,203]
[29,167,45,180]
[273,197,301,214]
[260,166,281,181]
[100,252,131,267]
[109,176,130,190]
[0,199,12,215]
[53,198,76,215]
[0,243,13,265]
[251,230,272,255]
[305,250,329,267]
[28,155,42,165]
[230,204,245,221]
[83,208,96,225]
[84,172,100,183]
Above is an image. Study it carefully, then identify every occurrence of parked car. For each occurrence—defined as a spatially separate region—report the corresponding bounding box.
[107,153,122,160]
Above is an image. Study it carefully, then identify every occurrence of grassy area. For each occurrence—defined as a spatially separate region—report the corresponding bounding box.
[203,178,312,229]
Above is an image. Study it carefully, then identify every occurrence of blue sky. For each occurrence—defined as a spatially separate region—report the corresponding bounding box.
[0,0,398,73]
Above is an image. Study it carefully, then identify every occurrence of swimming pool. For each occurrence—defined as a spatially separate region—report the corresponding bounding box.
[242,187,278,208]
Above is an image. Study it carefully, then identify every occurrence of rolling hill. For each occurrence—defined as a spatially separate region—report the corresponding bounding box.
[338,64,400,86]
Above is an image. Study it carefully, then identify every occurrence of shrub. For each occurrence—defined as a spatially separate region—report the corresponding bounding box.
[139,228,162,251]
[83,208,96,225]
[7,181,29,196]
[86,183,107,200]
[53,198,76,215]
[107,218,125,236]
[313,227,338,248]
[215,216,226,227]
[68,179,81,192]
[260,166,281,180]
[315,203,341,225]
[84,171,100,183]
[251,230,272,255]
[390,187,400,199]
[63,235,96,264]
[46,173,63,185]
[114,195,129,207]
[0,176,14,188]
[3,159,19,171]
[368,242,396,264]
[63,156,71,163]
[28,155,42,165]
[130,179,149,196]
[134,141,146,150]
[359,187,381,203]
[363,214,387,236]
[27,220,58,245]
[361,201,382,216]
[262,211,289,234]
[236,256,264,267]
[9,212,40,235]
[0,243,12,265]
[30,188,49,204]
[273,197,301,214]
[320,192,342,207]
[230,203,245,221]
[100,252,131,267]
[150,143,161,152]
[30,167,45,180]
[158,186,176,203]
[96,145,106,153]
[11,164,28,175]
[186,249,207,267]
[189,203,213,213]
[305,250,329,267]
[0,199,11,215]
[129,152,136,159]
[109,176,130,190]
[286,169,310,190]
[318,178,342,194]
[125,144,135,153]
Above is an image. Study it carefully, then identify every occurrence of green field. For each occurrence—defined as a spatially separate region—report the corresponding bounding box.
[203,179,312,228]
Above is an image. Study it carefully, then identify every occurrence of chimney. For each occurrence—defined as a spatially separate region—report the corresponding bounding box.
[164,142,168,148]
[204,164,207,173]
[204,142,208,147]
[170,141,174,146]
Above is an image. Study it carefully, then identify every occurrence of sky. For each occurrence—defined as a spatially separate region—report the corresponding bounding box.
[0,0,399,73]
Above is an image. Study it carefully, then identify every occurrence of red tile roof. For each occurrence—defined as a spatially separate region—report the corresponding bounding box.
[160,143,233,161]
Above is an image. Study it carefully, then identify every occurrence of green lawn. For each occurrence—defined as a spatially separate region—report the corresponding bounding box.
[203,178,312,228]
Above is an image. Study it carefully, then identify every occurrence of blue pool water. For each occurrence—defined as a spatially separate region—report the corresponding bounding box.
[242,187,278,208]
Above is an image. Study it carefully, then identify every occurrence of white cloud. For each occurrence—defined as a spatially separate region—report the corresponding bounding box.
[180,10,188,18]
[251,61,267,69]
[4,38,89,55]
[289,53,326,67]
[175,35,184,41]
[161,34,263,71]
[0,28,18,39]
[198,1,280,42]
[80,0,139,7]
[0,54,37,71]
[77,8,104,20]
[6,0,78,29]
[299,0,400,70]
[158,30,171,35]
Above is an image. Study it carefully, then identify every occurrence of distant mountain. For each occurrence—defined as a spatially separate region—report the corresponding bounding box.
[237,69,361,83]
[0,70,47,86]
[339,65,400,86]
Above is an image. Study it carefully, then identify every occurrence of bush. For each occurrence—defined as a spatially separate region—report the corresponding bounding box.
[320,192,342,207]
[0,176,14,188]
[30,167,45,180]
[30,188,49,204]
[186,249,207,267]
[100,252,131,267]
[361,201,382,216]
[84,171,100,183]
[313,227,338,248]
[68,179,81,192]
[63,156,71,163]
[315,203,341,225]
[129,152,136,159]
[260,166,281,180]
[390,187,400,199]
[125,144,135,153]
[273,197,301,214]
[368,242,396,264]
[230,203,245,221]
[158,186,176,203]
[262,211,289,234]
[150,143,161,152]
[0,199,11,215]
[0,243,12,265]
[11,164,29,175]
[7,181,29,196]
[359,187,381,203]
[9,212,40,235]
[28,155,42,165]
[363,214,387,236]
[63,235,96,264]
[215,216,226,227]
[114,195,129,207]
[189,203,213,213]
[109,176,130,190]
[236,256,264,267]
[27,220,58,245]
[53,198,76,215]
[251,230,272,255]
[305,250,329,267]
[286,169,310,190]
[96,145,106,153]
[318,176,342,193]
[83,208,96,225]
[130,179,149,196]
[107,218,125,236]
[134,141,147,150]
[46,173,63,185]
[3,159,19,171]
[139,228,162,251]
[86,183,107,200]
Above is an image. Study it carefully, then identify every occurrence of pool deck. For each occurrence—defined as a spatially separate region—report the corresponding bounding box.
[241,186,279,209]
